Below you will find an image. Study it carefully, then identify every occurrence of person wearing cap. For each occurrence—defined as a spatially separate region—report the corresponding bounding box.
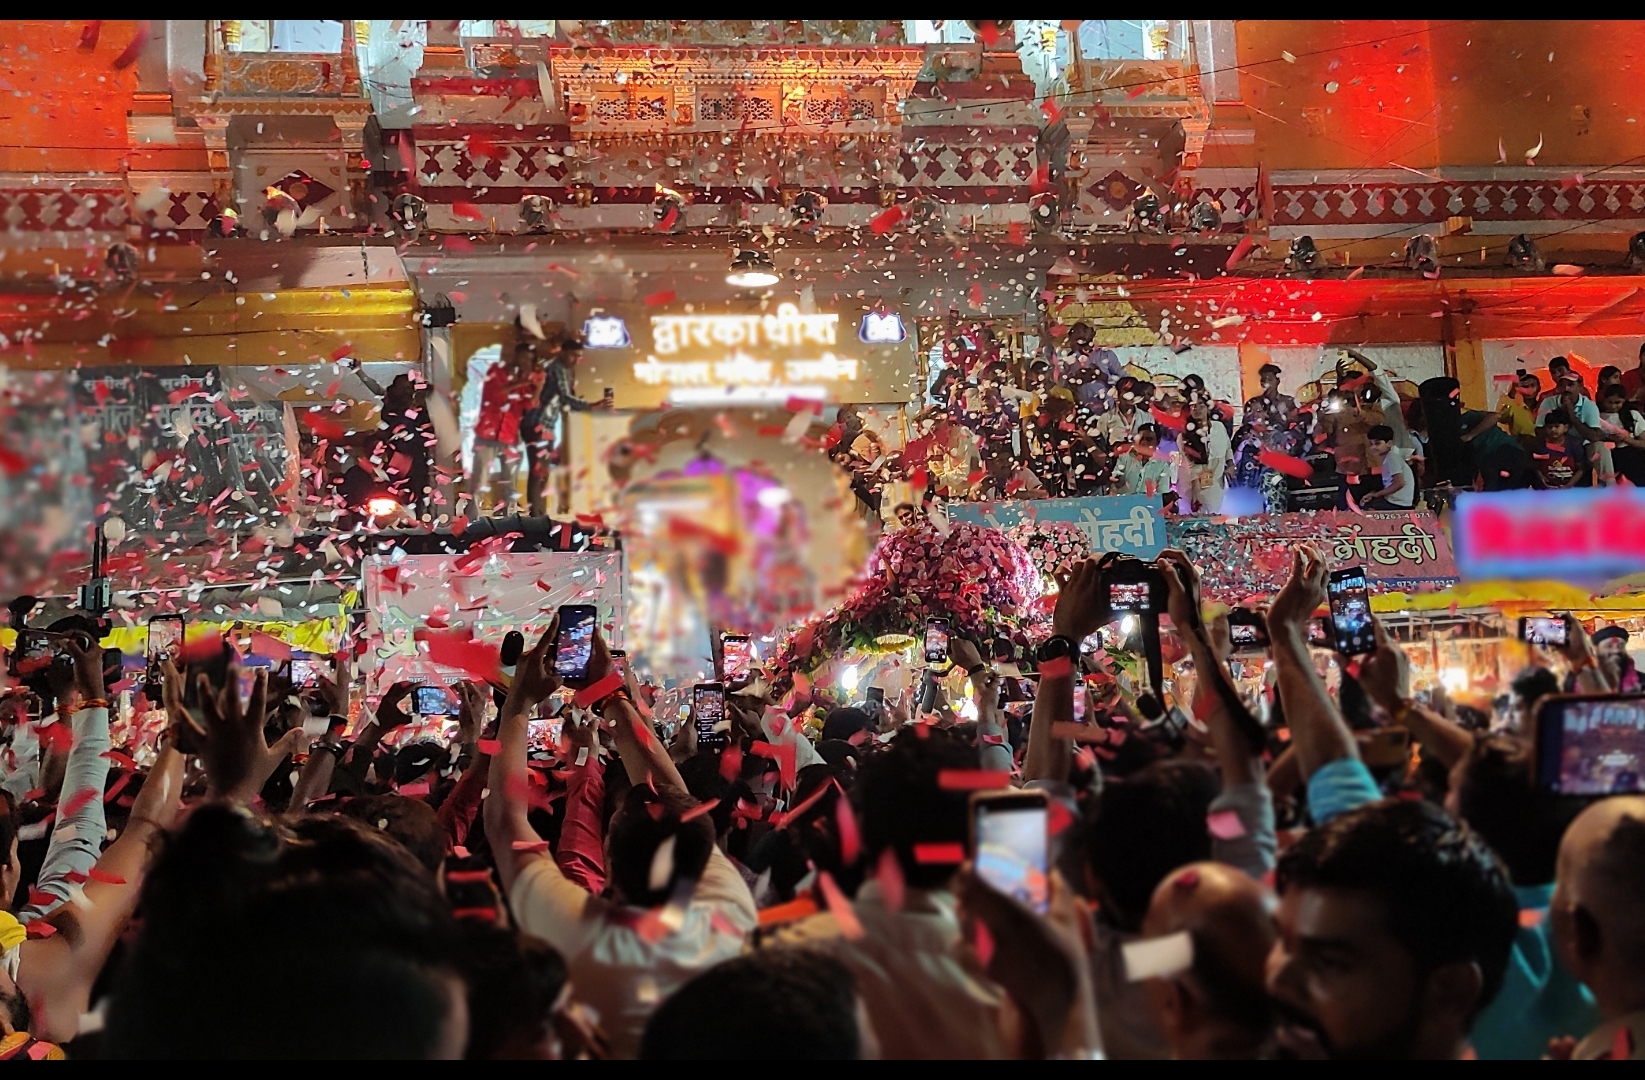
[1593,626,1641,693]
[1538,372,1610,485]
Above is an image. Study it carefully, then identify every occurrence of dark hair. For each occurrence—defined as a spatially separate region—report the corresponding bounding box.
[608,785,715,908]
[339,794,449,875]
[821,707,875,743]
[1135,424,1160,442]
[640,950,861,1059]
[1275,800,1518,1018]
[1600,365,1622,383]
[1258,363,1283,380]
[105,805,462,1058]
[1542,407,1572,427]
[677,750,737,837]
[1454,734,1576,886]
[1368,424,1395,443]
[1511,666,1559,711]
[1549,356,1571,373]
[1084,760,1218,931]
[1590,812,1645,972]
[394,740,447,786]
[455,922,568,1060]
[857,728,976,889]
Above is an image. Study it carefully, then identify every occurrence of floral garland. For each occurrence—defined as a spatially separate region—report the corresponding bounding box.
[772,520,1043,674]
[1005,520,1091,586]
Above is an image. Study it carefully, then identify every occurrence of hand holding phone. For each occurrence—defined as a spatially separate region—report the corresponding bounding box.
[924,618,950,666]
[1535,693,1645,795]
[720,633,754,684]
[413,684,457,716]
[693,682,728,749]
[553,605,598,681]
[969,790,1050,914]
[1328,566,1374,657]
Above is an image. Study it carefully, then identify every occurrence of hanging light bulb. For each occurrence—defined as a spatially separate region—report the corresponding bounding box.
[726,249,780,289]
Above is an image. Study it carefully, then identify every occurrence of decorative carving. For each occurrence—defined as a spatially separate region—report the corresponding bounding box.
[207,53,363,98]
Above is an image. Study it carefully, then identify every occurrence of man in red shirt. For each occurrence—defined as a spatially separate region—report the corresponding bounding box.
[470,341,544,515]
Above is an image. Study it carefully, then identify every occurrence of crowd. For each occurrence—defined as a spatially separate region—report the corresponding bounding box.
[1,540,1643,1059]
[832,329,1645,522]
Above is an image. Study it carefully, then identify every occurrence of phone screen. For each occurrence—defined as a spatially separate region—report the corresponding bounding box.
[721,634,753,683]
[1521,617,1568,647]
[1539,695,1645,795]
[1230,622,1260,646]
[1072,678,1088,723]
[973,796,1050,914]
[147,616,184,664]
[865,686,885,705]
[554,605,597,680]
[1328,567,1374,656]
[1108,581,1151,613]
[925,619,950,665]
[414,684,456,716]
[694,683,727,749]
[290,658,322,689]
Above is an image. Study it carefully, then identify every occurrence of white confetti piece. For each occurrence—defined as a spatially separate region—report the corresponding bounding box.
[1124,930,1194,982]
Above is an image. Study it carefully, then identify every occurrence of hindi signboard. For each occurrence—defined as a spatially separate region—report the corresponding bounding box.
[945,495,1166,560]
[574,301,917,408]
[1168,510,1458,601]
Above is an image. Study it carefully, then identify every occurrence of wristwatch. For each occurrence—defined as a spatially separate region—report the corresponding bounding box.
[1035,635,1077,665]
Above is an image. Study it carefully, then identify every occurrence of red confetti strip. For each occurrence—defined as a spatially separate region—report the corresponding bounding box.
[572,672,624,709]
[974,918,995,967]
[937,769,1013,791]
[680,798,721,823]
[875,848,905,913]
[869,204,905,235]
[110,21,149,70]
[1225,235,1256,271]
[643,289,677,307]
[510,839,550,853]
[452,202,484,221]
[24,921,56,939]
[835,790,861,865]
[1258,450,1315,480]
[913,841,965,865]
[78,21,102,49]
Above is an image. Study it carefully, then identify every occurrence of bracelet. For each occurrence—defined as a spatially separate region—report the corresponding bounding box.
[592,687,634,717]
[966,663,988,678]
[77,698,110,712]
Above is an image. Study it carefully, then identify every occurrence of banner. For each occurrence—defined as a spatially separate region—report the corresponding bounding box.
[945,495,1165,560]
[1455,489,1645,583]
[71,366,292,537]
[573,301,917,408]
[1168,510,1458,601]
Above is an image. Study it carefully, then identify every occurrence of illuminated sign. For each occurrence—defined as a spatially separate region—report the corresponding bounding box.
[582,315,631,349]
[1454,490,1645,582]
[574,300,915,407]
[859,311,907,344]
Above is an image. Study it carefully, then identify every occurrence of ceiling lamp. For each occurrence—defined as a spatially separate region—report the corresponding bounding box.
[1028,191,1059,232]
[1187,200,1223,233]
[789,191,827,232]
[1286,235,1320,273]
[105,242,139,284]
[653,185,687,232]
[1404,234,1440,277]
[1505,233,1545,272]
[726,249,779,289]
[519,194,554,234]
[1131,190,1164,233]
[389,192,427,236]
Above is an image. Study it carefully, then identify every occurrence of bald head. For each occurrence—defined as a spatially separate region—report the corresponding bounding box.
[1556,797,1645,977]
[1145,862,1278,989]
[1142,862,1278,1053]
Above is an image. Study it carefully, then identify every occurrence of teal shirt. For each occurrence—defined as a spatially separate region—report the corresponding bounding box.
[1305,759,1599,1059]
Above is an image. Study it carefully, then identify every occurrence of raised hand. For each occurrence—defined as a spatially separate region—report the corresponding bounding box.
[1268,543,1328,640]
[1355,617,1411,714]
[1052,557,1105,644]
[195,667,305,803]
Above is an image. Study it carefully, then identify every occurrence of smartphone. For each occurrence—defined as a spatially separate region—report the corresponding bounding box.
[969,790,1050,915]
[414,684,457,716]
[721,633,753,683]
[1328,566,1374,657]
[146,615,184,677]
[1226,609,1269,652]
[553,605,597,680]
[290,657,323,690]
[1520,616,1568,647]
[1072,678,1088,723]
[865,686,885,705]
[693,682,728,749]
[925,618,950,666]
[1535,693,1645,795]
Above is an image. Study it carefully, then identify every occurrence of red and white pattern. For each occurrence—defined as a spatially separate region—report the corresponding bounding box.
[0,187,129,231]
[1269,171,1645,237]
[897,140,1036,191]
[415,141,570,188]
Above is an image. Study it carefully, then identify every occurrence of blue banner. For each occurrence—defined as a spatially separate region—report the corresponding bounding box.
[1455,489,1645,583]
[944,495,1165,560]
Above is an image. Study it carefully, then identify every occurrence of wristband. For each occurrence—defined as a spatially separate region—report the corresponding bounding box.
[77,698,110,712]
[572,672,625,710]
[966,663,988,678]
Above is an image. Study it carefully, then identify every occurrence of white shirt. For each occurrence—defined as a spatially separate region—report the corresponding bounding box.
[509,845,757,1059]
[1377,445,1416,508]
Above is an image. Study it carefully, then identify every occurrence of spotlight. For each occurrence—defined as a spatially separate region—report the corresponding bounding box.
[1630,231,1645,271]
[105,242,139,284]
[1187,200,1223,233]
[365,496,401,519]
[652,185,686,232]
[1028,191,1060,232]
[1130,190,1163,233]
[207,207,240,239]
[788,190,827,231]
[1286,235,1320,272]
[519,194,554,233]
[1505,233,1544,272]
[1404,234,1439,277]
[726,249,779,289]
[389,193,427,236]
[906,195,943,230]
